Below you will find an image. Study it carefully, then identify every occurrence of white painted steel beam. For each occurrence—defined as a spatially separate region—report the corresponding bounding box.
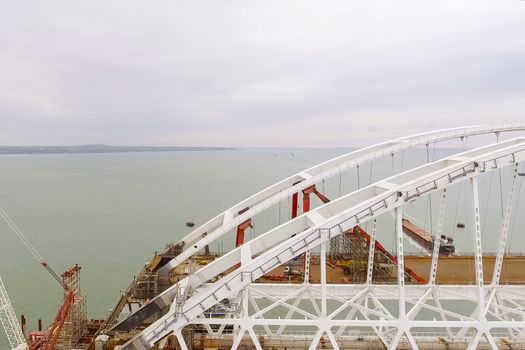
[470,177,485,313]
[158,123,525,278]
[365,219,376,285]
[492,162,519,286]
[429,189,446,284]
[114,125,525,334]
[244,284,525,301]
[120,137,525,350]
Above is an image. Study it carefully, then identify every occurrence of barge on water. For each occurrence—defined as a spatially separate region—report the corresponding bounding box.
[402,218,455,256]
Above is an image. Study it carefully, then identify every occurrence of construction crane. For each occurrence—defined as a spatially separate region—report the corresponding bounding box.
[0,275,27,350]
[0,207,75,350]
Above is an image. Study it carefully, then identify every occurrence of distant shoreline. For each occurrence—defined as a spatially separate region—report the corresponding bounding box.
[0,145,235,155]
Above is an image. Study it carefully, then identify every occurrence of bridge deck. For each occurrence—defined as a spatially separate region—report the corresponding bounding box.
[256,255,525,285]
[405,255,525,285]
[187,332,524,350]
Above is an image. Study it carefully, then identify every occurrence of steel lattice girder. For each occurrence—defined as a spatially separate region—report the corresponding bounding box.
[0,276,27,350]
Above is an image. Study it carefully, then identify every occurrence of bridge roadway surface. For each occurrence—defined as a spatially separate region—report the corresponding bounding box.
[257,255,525,285]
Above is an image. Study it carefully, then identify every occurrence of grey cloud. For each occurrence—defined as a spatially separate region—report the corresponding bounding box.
[0,1,524,147]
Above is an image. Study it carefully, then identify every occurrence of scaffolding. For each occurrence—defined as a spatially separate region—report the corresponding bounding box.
[131,271,159,300]
[330,227,396,283]
[55,264,87,350]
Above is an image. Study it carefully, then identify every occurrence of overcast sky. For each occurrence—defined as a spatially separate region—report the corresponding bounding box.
[1,1,524,147]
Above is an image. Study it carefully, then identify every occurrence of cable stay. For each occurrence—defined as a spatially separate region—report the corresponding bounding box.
[0,207,69,292]
[0,206,79,350]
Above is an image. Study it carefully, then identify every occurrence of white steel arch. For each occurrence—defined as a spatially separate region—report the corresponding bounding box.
[160,123,525,279]
[113,123,525,334]
[120,135,525,350]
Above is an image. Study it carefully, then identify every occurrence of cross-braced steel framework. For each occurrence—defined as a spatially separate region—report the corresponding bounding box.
[113,124,525,350]
[56,265,87,350]
[0,276,27,350]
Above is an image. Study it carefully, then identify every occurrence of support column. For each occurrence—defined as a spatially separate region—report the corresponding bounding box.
[291,192,299,219]
[389,211,412,350]
[395,208,406,318]
[366,219,377,285]
[304,250,311,284]
[492,163,519,285]
[175,331,189,350]
[320,241,327,318]
[470,177,485,313]
[430,189,447,285]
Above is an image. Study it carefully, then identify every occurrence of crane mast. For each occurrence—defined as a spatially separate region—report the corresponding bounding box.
[0,275,27,350]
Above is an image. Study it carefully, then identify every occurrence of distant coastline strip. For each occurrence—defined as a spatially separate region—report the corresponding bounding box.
[0,145,235,155]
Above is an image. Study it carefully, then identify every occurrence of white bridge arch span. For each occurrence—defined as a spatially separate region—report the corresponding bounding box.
[116,130,525,350]
[159,123,525,279]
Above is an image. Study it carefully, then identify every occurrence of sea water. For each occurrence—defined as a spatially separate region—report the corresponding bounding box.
[0,148,523,348]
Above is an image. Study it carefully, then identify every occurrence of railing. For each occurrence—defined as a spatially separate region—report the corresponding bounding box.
[192,327,519,340]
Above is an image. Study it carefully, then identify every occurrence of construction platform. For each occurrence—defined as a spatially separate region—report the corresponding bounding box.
[258,255,525,285]
[92,226,525,350]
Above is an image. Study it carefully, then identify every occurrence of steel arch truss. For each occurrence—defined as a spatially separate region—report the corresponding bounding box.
[158,123,525,279]
[185,284,525,350]
[121,134,525,350]
[114,124,525,336]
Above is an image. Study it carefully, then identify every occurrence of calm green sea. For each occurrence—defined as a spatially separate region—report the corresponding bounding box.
[0,148,523,348]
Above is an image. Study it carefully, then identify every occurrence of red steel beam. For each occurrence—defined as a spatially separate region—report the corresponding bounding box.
[302,185,331,213]
[235,207,251,247]
[235,220,253,247]
[353,226,427,284]
[44,291,75,350]
[235,207,253,269]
